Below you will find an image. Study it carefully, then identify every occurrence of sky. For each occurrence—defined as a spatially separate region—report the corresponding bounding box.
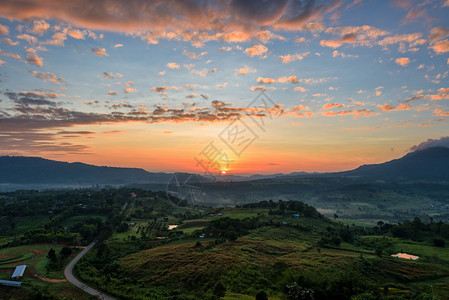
[0,0,448,175]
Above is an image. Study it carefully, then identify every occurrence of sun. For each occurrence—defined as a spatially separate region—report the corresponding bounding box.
[221,170,227,175]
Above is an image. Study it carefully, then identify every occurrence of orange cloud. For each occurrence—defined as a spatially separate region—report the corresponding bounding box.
[167,62,180,69]
[17,33,37,44]
[235,65,256,76]
[91,47,108,56]
[395,57,410,66]
[25,48,43,67]
[294,87,307,92]
[0,1,343,47]
[279,52,310,63]
[430,39,449,54]
[322,103,345,110]
[0,24,9,35]
[68,29,85,39]
[322,109,377,117]
[29,71,63,84]
[257,76,302,84]
[429,27,449,44]
[434,108,449,117]
[379,103,413,111]
[30,20,50,35]
[321,25,389,48]
[245,43,268,57]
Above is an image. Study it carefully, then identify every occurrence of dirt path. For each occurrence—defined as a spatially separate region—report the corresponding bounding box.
[36,275,67,283]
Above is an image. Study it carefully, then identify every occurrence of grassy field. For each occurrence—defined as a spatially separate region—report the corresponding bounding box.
[0,244,93,299]
[61,214,106,228]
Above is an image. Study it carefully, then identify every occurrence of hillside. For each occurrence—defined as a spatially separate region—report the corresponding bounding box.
[340,147,449,180]
[0,156,172,185]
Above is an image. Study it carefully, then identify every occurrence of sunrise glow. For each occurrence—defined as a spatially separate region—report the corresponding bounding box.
[0,1,448,174]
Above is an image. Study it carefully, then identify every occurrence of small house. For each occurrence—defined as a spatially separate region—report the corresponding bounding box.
[0,279,22,287]
[11,265,26,280]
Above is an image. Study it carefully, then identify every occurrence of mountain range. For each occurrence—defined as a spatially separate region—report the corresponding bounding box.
[0,146,448,189]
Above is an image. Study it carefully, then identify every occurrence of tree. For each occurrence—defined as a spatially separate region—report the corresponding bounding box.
[213,282,226,298]
[256,291,268,300]
[60,246,72,257]
[47,248,57,263]
[433,238,445,247]
[375,247,383,257]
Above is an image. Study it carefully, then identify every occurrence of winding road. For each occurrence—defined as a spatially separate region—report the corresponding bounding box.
[64,241,116,300]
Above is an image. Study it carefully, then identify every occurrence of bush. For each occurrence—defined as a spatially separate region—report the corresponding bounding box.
[433,238,445,247]
[256,291,268,300]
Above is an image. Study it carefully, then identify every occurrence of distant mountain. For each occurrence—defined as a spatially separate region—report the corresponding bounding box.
[0,156,175,185]
[339,147,449,180]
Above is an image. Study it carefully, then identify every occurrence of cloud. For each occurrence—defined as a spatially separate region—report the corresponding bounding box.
[395,57,410,66]
[107,91,117,96]
[0,59,5,66]
[17,33,37,44]
[191,67,218,77]
[322,103,345,110]
[434,108,449,116]
[2,38,19,45]
[114,43,123,48]
[91,47,108,56]
[82,100,100,105]
[124,87,136,93]
[430,39,449,54]
[402,7,429,24]
[0,49,21,60]
[67,29,85,39]
[0,0,342,46]
[250,86,268,92]
[167,62,180,69]
[25,48,43,67]
[216,82,228,88]
[29,71,64,84]
[409,136,449,152]
[379,103,413,111]
[235,65,256,76]
[245,43,268,57]
[429,27,449,44]
[279,52,310,63]
[30,20,50,35]
[4,91,57,106]
[322,109,377,117]
[321,25,389,48]
[183,50,206,59]
[103,72,115,79]
[294,87,307,92]
[377,33,425,52]
[332,50,358,58]
[45,31,67,46]
[257,75,329,85]
[0,24,9,35]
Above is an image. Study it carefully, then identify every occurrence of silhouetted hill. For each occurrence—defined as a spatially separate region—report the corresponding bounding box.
[340,147,449,180]
[0,156,173,185]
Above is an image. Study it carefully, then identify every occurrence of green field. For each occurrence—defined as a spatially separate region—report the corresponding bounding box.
[0,244,94,299]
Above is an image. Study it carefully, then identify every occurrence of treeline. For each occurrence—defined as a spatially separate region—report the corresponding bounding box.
[373,217,449,245]
[241,200,322,218]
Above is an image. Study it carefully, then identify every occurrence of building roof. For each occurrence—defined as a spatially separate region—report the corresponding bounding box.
[391,253,419,260]
[0,279,22,286]
[11,265,26,278]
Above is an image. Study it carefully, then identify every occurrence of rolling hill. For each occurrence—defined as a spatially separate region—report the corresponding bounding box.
[0,156,173,185]
[339,147,449,180]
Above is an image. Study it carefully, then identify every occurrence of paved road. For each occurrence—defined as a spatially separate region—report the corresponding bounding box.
[64,241,116,300]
